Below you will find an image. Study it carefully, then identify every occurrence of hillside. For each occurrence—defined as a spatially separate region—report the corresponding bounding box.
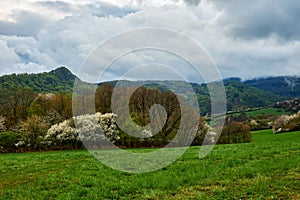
[0,67,295,114]
[190,79,284,114]
[0,67,76,93]
[244,76,300,98]
[98,79,284,114]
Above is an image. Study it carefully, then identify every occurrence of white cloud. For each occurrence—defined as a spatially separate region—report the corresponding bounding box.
[0,0,299,82]
[0,40,20,72]
[0,10,54,37]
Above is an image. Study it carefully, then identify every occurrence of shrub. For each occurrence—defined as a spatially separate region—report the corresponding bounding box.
[249,119,272,131]
[21,115,50,139]
[273,112,300,133]
[0,132,21,153]
[218,122,252,144]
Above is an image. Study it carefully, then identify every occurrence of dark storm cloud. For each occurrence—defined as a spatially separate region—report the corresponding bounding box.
[184,0,201,6]
[0,10,52,37]
[213,0,300,41]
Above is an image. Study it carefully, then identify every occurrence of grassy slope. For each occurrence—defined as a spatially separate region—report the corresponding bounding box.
[0,130,299,199]
[246,107,289,117]
[227,107,289,118]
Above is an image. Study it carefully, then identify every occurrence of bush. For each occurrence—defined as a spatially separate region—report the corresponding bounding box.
[0,132,21,153]
[249,119,272,131]
[21,115,50,139]
[273,112,300,133]
[19,115,50,150]
[218,122,252,144]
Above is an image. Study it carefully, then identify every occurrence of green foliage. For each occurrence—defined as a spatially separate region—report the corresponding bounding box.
[0,132,21,152]
[0,68,293,117]
[224,80,284,111]
[245,76,300,98]
[193,79,284,115]
[0,67,75,93]
[1,67,299,152]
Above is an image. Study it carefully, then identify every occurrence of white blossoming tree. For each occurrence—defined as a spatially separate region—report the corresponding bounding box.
[45,113,120,149]
[273,111,300,133]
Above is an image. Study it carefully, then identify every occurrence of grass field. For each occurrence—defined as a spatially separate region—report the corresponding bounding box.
[245,108,289,118]
[227,107,289,118]
[0,130,299,199]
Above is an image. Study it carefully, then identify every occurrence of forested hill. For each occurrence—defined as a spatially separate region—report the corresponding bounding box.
[0,67,296,113]
[99,79,284,114]
[195,79,284,113]
[0,67,76,93]
[244,76,300,98]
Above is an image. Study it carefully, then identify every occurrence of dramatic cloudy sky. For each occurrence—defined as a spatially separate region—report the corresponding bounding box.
[0,0,299,82]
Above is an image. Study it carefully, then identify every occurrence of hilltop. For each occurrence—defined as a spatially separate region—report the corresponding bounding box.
[0,67,76,93]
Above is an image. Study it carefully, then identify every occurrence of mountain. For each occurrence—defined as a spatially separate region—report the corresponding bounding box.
[0,67,76,93]
[190,79,284,114]
[244,76,300,98]
[0,67,295,114]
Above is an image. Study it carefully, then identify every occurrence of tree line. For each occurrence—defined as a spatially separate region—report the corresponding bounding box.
[0,83,252,153]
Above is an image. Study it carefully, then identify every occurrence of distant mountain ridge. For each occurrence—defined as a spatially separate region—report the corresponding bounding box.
[0,67,298,114]
[244,76,300,98]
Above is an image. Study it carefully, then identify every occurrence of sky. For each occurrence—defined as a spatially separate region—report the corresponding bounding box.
[0,0,300,82]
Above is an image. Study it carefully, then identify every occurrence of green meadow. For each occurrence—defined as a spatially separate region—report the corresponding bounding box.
[227,107,289,118]
[245,108,289,118]
[0,129,299,199]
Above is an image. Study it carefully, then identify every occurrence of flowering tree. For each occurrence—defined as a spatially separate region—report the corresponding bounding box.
[45,119,78,148]
[74,113,120,148]
[273,111,300,133]
[45,113,120,149]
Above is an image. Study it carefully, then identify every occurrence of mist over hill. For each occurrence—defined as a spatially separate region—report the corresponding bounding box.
[244,76,300,98]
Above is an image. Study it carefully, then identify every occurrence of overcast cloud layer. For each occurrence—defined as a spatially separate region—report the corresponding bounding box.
[0,0,299,82]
